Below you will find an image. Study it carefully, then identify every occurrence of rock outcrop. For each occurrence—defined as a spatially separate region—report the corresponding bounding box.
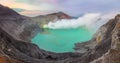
[0,4,120,63]
[90,15,120,63]
[31,12,72,28]
[0,4,41,42]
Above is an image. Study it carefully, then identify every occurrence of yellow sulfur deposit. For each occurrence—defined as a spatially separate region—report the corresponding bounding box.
[43,24,48,28]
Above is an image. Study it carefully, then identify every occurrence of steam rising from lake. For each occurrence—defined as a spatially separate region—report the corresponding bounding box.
[45,12,119,30]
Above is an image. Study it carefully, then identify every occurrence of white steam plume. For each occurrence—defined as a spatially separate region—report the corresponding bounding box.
[45,13,100,29]
[44,12,120,30]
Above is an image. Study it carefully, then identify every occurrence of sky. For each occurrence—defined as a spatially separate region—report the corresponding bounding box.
[0,0,120,17]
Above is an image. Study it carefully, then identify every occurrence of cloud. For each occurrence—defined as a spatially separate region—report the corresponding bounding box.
[58,0,120,16]
[0,0,120,16]
[0,0,40,10]
[0,0,56,10]
[15,0,58,4]
[14,0,58,10]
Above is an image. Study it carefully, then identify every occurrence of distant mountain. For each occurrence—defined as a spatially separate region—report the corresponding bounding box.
[12,8,25,12]
[31,12,72,28]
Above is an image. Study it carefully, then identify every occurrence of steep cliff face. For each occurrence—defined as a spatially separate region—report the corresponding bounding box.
[91,15,120,63]
[31,12,72,28]
[0,4,41,42]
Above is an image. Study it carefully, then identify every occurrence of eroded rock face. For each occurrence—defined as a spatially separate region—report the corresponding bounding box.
[0,4,41,42]
[91,15,120,63]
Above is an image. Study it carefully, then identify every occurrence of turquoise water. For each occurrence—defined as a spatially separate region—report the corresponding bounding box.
[31,27,94,53]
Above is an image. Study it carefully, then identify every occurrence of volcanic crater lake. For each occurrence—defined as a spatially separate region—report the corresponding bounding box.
[32,27,94,53]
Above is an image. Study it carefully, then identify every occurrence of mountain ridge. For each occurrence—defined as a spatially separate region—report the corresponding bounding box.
[31,11,72,28]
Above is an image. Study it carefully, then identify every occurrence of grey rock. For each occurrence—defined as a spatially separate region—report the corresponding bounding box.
[0,4,41,42]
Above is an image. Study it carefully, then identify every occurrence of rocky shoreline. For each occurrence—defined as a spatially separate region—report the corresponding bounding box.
[0,4,120,63]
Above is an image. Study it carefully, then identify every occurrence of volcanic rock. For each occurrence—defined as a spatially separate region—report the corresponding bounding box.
[0,4,41,42]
